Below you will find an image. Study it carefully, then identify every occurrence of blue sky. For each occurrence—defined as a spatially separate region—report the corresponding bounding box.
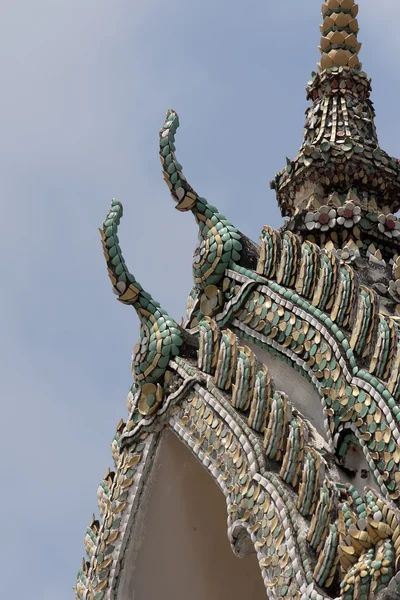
[2,1,400,598]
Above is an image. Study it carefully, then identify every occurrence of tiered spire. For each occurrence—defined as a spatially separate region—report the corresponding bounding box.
[271,0,400,221]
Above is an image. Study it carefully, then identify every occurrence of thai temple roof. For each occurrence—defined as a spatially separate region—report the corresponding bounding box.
[75,2,400,600]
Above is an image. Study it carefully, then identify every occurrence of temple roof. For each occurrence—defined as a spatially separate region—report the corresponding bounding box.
[75,2,400,600]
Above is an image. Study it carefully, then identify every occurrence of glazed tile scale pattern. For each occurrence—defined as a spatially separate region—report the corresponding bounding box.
[75,2,400,599]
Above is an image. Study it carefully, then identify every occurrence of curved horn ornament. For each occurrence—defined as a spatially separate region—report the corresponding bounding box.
[100,199,189,410]
[160,110,245,290]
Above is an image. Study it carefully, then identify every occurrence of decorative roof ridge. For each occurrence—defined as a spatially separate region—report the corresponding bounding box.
[74,322,400,600]
[100,198,197,414]
[175,215,400,501]
[197,315,332,453]
[224,273,400,499]
[159,110,259,289]
[256,226,400,372]
[181,213,399,379]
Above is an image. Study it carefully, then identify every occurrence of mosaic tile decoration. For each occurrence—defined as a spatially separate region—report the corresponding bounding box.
[74,1,400,599]
[272,1,400,221]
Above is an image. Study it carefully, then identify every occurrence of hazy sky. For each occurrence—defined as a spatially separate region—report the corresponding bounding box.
[2,2,400,598]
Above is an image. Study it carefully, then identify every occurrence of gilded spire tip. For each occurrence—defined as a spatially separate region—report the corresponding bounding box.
[319,0,361,72]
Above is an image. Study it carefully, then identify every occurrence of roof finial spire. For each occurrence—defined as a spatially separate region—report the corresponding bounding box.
[272,1,400,222]
[319,0,361,72]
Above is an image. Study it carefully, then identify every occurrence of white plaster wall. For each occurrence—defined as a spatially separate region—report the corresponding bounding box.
[337,441,375,493]
[118,429,266,600]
